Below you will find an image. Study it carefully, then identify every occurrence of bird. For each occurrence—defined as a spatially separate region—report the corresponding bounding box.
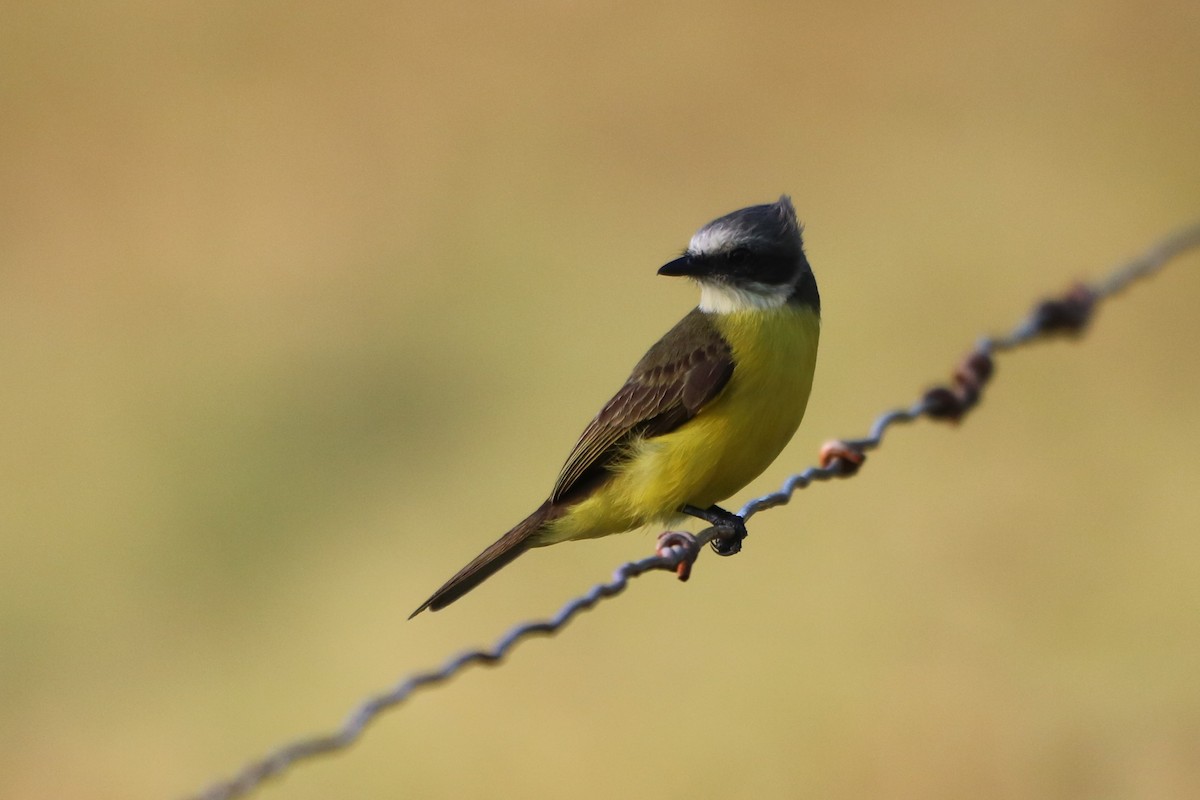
[411,195,820,616]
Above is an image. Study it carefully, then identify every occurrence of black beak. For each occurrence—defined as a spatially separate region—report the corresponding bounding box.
[657,254,704,277]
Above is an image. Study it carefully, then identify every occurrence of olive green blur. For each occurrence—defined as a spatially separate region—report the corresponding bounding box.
[2,2,1199,799]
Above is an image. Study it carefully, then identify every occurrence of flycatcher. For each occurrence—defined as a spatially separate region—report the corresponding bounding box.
[412,196,820,616]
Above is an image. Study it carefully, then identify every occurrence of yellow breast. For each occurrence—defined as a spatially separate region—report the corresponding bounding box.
[543,304,820,543]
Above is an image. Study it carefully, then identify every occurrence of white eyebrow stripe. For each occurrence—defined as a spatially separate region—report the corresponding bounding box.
[688,226,736,255]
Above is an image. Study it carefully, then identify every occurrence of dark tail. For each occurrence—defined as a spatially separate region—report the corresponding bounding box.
[409,502,555,618]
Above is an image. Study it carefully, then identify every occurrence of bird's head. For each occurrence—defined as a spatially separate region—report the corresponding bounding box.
[658,195,818,314]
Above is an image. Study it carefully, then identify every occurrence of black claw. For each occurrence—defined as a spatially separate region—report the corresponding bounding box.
[710,528,745,556]
[681,504,748,556]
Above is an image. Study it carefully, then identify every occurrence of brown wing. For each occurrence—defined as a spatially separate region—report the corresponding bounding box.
[550,308,733,503]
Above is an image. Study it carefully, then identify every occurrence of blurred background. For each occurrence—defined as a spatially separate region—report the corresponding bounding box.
[3,1,1199,798]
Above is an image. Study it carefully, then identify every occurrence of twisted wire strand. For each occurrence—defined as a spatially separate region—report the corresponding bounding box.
[189,220,1200,800]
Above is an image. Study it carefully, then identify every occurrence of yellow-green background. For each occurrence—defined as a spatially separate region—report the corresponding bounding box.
[3,2,1199,798]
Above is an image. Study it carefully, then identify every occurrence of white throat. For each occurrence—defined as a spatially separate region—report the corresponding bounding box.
[698,280,790,314]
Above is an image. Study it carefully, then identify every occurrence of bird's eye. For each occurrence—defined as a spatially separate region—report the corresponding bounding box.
[728,246,752,264]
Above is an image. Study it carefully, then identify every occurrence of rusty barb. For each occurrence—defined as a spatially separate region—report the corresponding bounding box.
[188,220,1200,800]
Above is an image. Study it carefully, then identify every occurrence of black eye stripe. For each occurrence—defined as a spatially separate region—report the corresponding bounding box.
[729,248,794,282]
[686,246,801,286]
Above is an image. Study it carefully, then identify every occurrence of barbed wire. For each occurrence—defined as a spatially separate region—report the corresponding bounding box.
[188,220,1200,800]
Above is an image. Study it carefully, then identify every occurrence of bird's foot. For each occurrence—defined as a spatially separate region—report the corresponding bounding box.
[681,504,748,556]
[656,531,700,581]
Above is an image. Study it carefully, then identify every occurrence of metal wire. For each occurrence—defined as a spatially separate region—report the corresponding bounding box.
[188,220,1200,800]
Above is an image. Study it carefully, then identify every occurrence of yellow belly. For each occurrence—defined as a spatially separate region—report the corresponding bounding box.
[540,304,820,543]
